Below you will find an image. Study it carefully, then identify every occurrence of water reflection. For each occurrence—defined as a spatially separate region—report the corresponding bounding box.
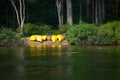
[0,46,120,80]
[26,66,73,80]
[0,47,26,80]
[28,44,63,57]
[14,47,25,80]
[25,44,74,80]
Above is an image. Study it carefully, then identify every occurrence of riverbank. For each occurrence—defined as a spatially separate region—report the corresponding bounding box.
[23,37,70,46]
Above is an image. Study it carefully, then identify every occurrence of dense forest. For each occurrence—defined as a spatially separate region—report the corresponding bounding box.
[0,0,120,46]
[0,0,120,29]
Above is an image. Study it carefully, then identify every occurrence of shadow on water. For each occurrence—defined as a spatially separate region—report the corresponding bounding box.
[0,45,120,80]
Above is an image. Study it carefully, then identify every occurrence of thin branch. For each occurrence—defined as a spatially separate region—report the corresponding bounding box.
[19,0,23,24]
[11,0,20,26]
[22,0,25,22]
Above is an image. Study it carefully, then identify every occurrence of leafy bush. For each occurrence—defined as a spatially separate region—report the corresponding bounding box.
[65,25,79,45]
[97,21,120,45]
[114,21,120,43]
[66,22,97,45]
[66,21,120,45]
[23,23,51,36]
[0,28,22,46]
[116,27,120,43]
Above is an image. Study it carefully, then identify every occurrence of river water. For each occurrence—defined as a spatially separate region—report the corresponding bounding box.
[0,45,120,80]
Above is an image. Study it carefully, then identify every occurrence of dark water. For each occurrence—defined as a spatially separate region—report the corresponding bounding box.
[0,45,120,80]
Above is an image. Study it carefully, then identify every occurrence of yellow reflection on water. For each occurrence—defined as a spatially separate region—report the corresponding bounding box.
[28,44,63,57]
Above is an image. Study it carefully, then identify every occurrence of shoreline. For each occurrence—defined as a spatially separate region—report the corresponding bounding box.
[24,37,70,46]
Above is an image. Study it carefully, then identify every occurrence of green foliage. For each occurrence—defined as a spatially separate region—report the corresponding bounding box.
[66,21,120,45]
[23,23,51,36]
[97,21,120,44]
[0,27,22,46]
[66,22,97,45]
[116,27,120,43]
[59,24,70,33]
[65,25,79,45]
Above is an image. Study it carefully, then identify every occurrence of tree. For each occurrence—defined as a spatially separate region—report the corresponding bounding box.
[95,0,105,24]
[10,0,25,35]
[5,0,9,28]
[115,0,119,19]
[0,0,119,29]
[79,0,82,22]
[101,0,105,23]
[66,0,73,26]
[86,0,91,22]
[95,0,99,24]
[56,0,63,26]
[91,0,95,22]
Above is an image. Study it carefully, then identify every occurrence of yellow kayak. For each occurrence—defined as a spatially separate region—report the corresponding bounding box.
[36,35,42,42]
[51,35,57,42]
[57,34,65,42]
[42,35,47,41]
[29,35,37,41]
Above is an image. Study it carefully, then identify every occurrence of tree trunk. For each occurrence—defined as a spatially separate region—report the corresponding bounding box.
[61,0,63,25]
[98,0,102,24]
[116,0,119,19]
[79,0,82,22]
[91,0,95,23]
[5,1,8,28]
[86,0,91,21]
[95,0,99,24]
[11,0,20,26]
[101,0,105,23]
[56,0,63,26]
[20,21,24,35]
[66,0,73,26]
[10,0,25,35]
